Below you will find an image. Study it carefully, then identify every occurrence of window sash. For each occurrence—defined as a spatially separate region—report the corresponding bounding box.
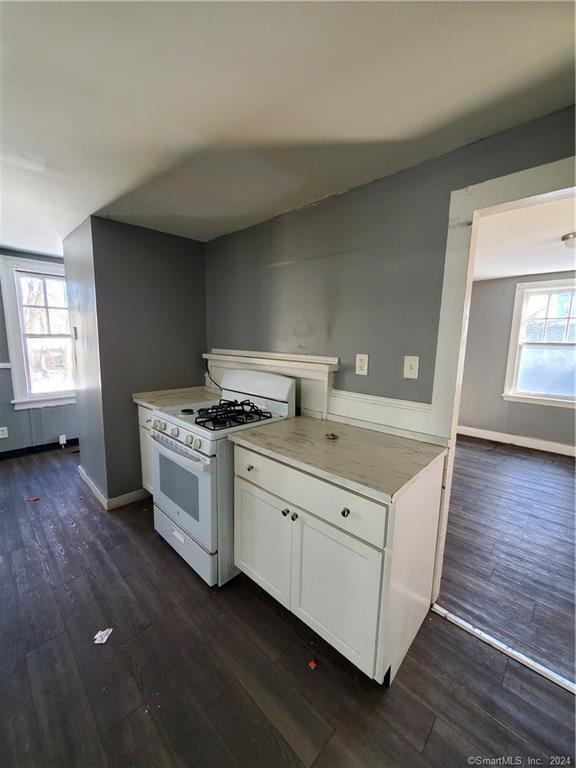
[504,278,576,404]
[0,255,76,406]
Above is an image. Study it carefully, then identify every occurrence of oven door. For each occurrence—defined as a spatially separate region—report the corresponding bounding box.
[151,434,217,553]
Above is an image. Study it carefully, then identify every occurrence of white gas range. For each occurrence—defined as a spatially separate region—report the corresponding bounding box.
[150,369,295,586]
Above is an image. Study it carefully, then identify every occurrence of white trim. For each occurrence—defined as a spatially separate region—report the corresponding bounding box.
[457,425,575,457]
[12,395,76,410]
[503,277,576,406]
[431,156,575,602]
[0,254,76,407]
[432,604,575,695]
[502,392,576,409]
[78,465,150,510]
[203,349,340,374]
[331,388,433,412]
[326,411,447,446]
[107,488,150,510]
[0,363,11,369]
[209,348,340,368]
[0,256,65,277]
[78,465,107,508]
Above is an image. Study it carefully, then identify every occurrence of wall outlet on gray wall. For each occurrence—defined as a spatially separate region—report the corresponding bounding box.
[355,354,369,375]
[403,356,419,379]
[0,427,8,439]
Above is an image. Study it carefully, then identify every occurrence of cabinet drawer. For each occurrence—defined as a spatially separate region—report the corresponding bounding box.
[138,405,154,430]
[235,446,387,549]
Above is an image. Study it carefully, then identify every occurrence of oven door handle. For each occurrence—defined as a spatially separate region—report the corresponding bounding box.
[151,433,211,473]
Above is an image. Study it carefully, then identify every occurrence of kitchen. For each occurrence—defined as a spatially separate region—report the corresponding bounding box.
[0,3,574,767]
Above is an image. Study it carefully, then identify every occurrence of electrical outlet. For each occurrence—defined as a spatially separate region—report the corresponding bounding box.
[403,355,419,379]
[355,353,369,375]
[0,426,8,439]
[59,433,67,447]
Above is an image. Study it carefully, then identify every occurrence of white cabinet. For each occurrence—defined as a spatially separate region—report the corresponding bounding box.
[233,445,444,685]
[234,479,293,608]
[138,406,154,494]
[291,511,382,675]
[234,477,382,674]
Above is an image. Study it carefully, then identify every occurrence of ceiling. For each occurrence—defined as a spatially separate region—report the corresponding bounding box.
[473,192,576,281]
[1,2,574,256]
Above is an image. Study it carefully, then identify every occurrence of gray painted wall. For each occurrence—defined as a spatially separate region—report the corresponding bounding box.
[206,106,575,403]
[64,217,206,499]
[0,248,78,453]
[64,220,109,494]
[459,271,575,446]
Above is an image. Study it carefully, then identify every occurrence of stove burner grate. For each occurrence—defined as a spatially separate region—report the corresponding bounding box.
[195,399,272,431]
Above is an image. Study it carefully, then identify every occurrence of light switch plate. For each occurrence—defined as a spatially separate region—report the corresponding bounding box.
[355,353,369,375]
[0,426,8,439]
[403,355,419,379]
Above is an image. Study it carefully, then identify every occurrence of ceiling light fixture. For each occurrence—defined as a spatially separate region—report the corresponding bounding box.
[561,232,576,249]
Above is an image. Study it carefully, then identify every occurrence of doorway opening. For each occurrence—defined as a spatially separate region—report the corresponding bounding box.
[436,185,575,690]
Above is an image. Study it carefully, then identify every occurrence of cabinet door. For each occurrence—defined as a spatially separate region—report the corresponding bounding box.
[139,426,153,493]
[290,511,383,675]
[234,478,293,608]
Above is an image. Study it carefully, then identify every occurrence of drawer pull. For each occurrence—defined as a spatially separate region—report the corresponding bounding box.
[341,508,351,518]
[281,508,290,517]
[291,512,299,522]
[247,464,254,472]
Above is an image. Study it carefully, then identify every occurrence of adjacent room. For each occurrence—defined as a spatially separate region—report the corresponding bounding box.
[439,191,575,683]
[1,3,574,767]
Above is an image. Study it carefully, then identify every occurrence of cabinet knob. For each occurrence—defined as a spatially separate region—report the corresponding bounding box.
[291,512,299,521]
[281,508,290,517]
[247,464,254,472]
[341,508,351,518]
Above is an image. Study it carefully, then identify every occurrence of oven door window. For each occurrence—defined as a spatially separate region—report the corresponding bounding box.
[159,454,200,522]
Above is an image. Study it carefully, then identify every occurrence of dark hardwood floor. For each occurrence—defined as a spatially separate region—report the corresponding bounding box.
[1,447,574,768]
[439,435,576,683]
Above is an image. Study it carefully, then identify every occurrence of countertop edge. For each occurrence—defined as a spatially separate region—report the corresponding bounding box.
[229,432,447,505]
[132,386,219,410]
[229,433,392,505]
[390,449,447,502]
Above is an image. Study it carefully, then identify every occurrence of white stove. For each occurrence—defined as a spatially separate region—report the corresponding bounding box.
[150,370,295,586]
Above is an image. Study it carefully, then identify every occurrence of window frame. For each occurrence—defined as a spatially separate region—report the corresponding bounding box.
[0,255,76,409]
[503,277,576,409]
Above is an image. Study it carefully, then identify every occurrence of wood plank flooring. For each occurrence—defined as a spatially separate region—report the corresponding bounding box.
[0,447,574,767]
[439,436,575,683]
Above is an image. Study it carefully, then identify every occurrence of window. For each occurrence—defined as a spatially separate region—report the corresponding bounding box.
[0,256,75,409]
[503,278,576,407]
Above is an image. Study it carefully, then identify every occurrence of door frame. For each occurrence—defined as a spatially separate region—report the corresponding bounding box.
[431,156,575,600]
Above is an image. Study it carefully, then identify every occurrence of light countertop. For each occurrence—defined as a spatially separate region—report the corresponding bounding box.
[132,386,219,410]
[229,415,447,503]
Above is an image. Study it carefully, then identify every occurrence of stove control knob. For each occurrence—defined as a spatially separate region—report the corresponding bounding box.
[185,435,193,446]
[159,421,167,431]
[171,427,179,438]
[192,438,201,450]
[152,419,159,430]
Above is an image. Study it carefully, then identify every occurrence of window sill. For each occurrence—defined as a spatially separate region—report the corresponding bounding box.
[12,395,76,410]
[502,393,576,409]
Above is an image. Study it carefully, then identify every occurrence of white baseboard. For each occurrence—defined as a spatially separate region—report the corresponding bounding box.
[78,465,150,510]
[457,425,575,457]
[107,487,150,510]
